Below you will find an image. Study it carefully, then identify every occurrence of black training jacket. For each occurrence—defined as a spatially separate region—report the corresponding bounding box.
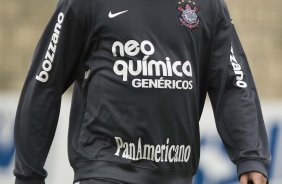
[14,0,271,183]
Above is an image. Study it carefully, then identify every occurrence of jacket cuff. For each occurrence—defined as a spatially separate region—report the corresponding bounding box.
[15,178,45,184]
[237,160,269,181]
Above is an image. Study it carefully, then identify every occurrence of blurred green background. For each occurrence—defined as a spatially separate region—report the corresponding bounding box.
[0,0,281,98]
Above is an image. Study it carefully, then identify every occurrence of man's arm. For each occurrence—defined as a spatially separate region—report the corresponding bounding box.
[14,0,90,183]
[207,0,271,183]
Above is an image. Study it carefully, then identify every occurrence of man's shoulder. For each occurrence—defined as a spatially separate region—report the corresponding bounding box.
[199,0,227,10]
[59,0,93,10]
[198,0,229,20]
[58,0,94,19]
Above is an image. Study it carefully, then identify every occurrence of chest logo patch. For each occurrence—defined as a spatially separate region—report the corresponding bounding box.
[177,0,200,30]
[108,10,128,18]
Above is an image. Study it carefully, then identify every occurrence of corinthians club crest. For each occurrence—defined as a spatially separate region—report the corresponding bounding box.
[177,0,200,30]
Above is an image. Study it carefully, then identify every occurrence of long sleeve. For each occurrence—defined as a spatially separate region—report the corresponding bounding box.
[13,0,90,183]
[208,0,271,179]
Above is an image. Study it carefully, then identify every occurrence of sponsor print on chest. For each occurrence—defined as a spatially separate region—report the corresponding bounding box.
[112,40,194,90]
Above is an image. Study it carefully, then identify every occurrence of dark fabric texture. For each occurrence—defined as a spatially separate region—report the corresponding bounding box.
[79,178,126,184]
[15,178,45,184]
[14,0,271,183]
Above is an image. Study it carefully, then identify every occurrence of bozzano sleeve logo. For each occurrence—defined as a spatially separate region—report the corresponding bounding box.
[36,12,64,83]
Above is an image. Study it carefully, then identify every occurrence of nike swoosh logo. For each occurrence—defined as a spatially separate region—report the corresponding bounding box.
[108,10,128,18]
